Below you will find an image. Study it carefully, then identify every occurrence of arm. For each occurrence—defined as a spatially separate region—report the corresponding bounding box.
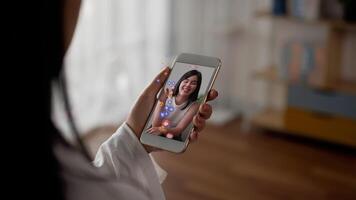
[167,103,199,136]
[93,123,167,183]
[148,103,199,136]
[91,123,167,199]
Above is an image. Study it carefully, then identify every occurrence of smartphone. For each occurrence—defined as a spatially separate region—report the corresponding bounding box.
[140,53,221,153]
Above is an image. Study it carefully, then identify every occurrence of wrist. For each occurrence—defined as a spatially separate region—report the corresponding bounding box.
[159,126,168,134]
[158,96,167,102]
[143,144,158,153]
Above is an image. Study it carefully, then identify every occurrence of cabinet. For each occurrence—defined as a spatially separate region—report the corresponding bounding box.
[250,11,356,147]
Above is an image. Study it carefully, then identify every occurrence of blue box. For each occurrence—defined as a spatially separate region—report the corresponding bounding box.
[287,84,356,119]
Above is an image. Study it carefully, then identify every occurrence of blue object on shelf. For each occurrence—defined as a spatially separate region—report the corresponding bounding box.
[287,84,356,119]
[272,0,287,16]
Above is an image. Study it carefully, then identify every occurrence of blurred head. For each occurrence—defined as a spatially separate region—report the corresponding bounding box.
[47,0,82,81]
[173,70,202,110]
[40,0,83,198]
[46,0,92,160]
[63,0,82,55]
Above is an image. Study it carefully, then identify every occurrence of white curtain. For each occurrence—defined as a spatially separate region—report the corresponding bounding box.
[60,0,170,134]
[55,0,269,134]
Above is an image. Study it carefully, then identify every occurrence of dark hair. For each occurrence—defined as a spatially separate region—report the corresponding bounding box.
[39,0,89,199]
[37,1,65,199]
[173,70,202,110]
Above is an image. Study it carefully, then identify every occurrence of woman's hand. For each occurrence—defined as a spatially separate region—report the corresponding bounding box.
[159,87,173,102]
[146,126,167,135]
[126,66,218,153]
[165,87,173,98]
[189,89,218,143]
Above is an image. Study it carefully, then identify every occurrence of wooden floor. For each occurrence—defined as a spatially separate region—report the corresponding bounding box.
[85,119,356,200]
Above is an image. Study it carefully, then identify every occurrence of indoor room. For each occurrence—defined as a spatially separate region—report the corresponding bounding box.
[50,0,356,199]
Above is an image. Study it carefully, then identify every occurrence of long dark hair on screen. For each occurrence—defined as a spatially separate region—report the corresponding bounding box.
[172,70,202,110]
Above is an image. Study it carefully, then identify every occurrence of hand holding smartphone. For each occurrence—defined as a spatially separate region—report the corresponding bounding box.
[140,53,221,153]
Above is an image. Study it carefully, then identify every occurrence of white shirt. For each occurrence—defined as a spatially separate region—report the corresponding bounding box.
[55,123,167,200]
[164,96,192,127]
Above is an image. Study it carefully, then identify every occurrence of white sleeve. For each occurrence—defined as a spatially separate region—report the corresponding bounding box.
[149,154,168,184]
[93,122,167,185]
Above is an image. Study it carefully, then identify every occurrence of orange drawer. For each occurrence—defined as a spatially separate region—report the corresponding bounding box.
[284,107,356,147]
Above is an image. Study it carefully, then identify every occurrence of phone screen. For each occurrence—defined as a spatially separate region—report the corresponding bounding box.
[143,62,217,142]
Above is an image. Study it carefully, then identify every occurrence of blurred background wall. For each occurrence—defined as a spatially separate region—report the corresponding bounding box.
[54,0,271,135]
[53,0,356,147]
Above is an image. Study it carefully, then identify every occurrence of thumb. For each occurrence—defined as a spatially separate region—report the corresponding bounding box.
[144,67,171,97]
[126,66,170,137]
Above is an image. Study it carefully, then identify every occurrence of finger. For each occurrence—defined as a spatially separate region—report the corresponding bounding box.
[152,131,161,136]
[143,144,161,153]
[189,131,199,143]
[198,103,212,120]
[206,89,218,102]
[146,67,171,96]
[193,114,205,132]
[164,88,170,98]
[147,128,157,134]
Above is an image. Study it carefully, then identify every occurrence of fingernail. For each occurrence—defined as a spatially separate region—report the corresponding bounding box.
[213,90,218,96]
[203,104,208,110]
[164,67,169,76]
[197,114,203,122]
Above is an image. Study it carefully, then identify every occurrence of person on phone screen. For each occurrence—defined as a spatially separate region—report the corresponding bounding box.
[147,70,202,140]
[38,0,219,199]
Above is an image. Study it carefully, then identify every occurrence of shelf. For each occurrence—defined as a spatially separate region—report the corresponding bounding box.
[252,67,356,94]
[212,25,244,36]
[252,66,287,84]
[330,80,356,95]
[250,108,356,148]
[255,11,356,31]
[251,11,356,148]
[330,21,356,31]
